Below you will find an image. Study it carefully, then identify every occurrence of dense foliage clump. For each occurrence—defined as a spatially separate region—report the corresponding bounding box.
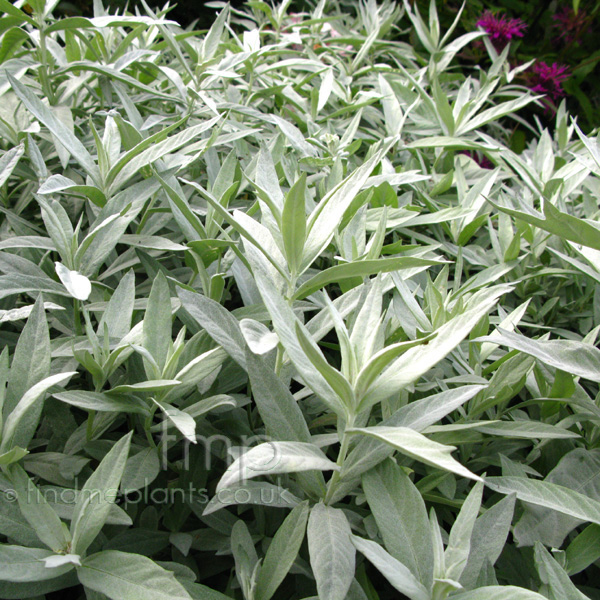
[1,1,600,599]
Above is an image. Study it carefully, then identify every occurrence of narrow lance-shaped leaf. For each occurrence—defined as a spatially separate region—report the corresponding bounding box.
[77,550,192,600]
[361,285,509,410]
[177,289,248,369]
[52,390,148,414]
[1,372,76,453]
[293,256,443,301]
[243,243,347,416]
[476,328,600,382]
[341,386,486,482]
[362,459,433,588]
[152,399,196,444]
[534,542,590,600]
[4,296,50,417]
[449,586,549,600]
[485,476,600,526]
[143,272,172,374]
[9,465,69,553]
[302,140,395,271]
[281,173,307,274]
[255,502,309,600]
[445,481,484,581]
[201,4,229,61]
[307,503,355,600]
[8,74,99,182]
[230,519,258,600]
[70,431,133,554]
[216,442,338,492]
[460,494,516,590]
[348,426,481,481]
[108,117,221,193]
[244,348,311,443]
[98,269,135,339]
[0,545,74,583]
[489,196,600,251]
[351,535,430,600]
[295,322,355,412]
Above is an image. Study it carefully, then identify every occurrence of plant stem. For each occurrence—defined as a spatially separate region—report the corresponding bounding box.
[324,413,355,505]
[86,410,96,441]
[37,26,56,105]
[74,299,82,335]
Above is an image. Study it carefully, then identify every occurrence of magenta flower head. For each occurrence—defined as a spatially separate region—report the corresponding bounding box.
[552,7,592,45]
[476,11,527,50]
[459,150,493,169]
[529,61,570,104]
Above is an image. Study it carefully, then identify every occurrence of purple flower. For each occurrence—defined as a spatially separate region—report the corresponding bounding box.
[529,61,570,103]
[460,150,493,169]
[552,7,592,45]
[476,11,527,50]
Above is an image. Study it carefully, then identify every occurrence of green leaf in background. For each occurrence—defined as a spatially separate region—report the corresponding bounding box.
[534,542,590,600]
[460,494,516,590]
[120,447,161,494]
[513,449,600,548]
[255,502,309,600]
[565,524,600,575]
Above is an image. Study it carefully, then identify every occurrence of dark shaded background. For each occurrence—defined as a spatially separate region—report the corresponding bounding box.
[57,0,248,28]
